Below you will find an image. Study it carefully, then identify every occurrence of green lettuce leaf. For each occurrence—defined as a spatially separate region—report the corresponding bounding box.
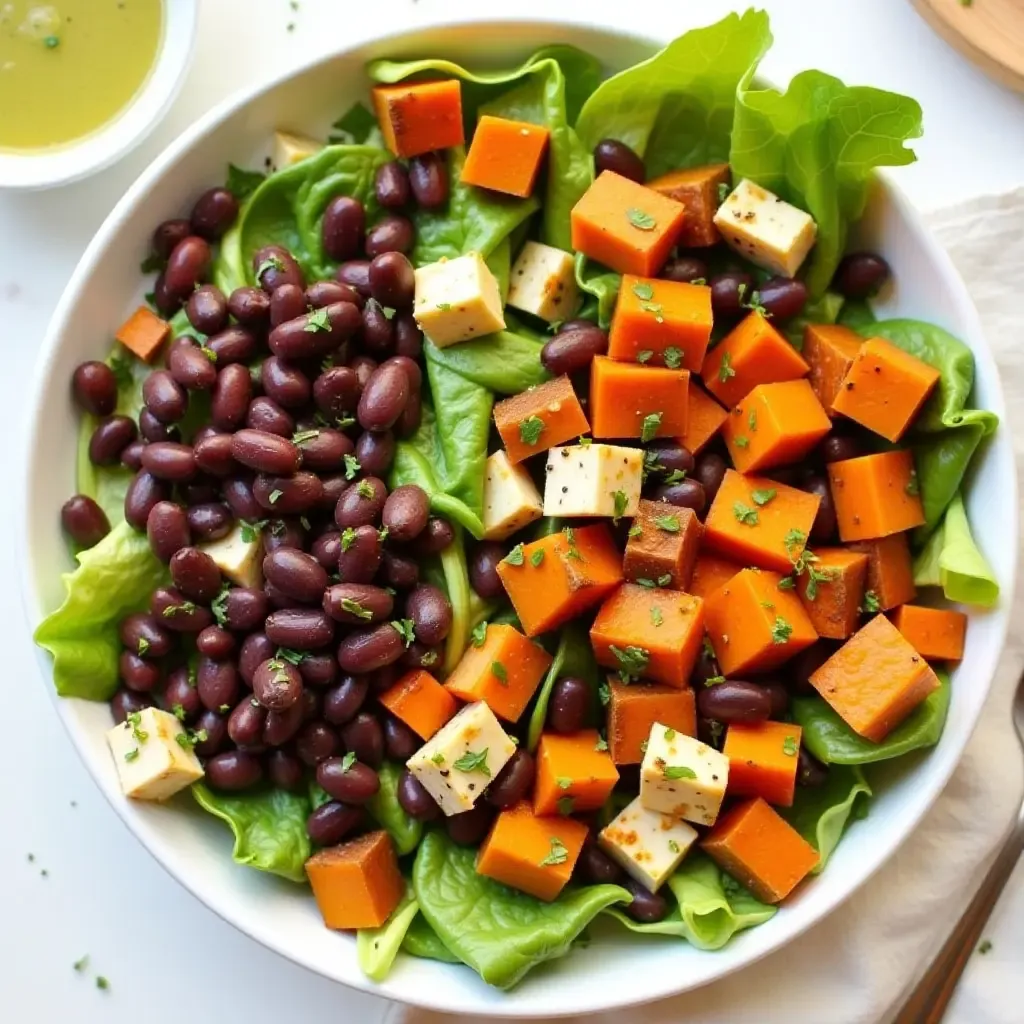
[412,831,630,989]
[836,297,876,330]
[357,887,419,982]
[792,669,950,765]
[422,329,550,395]
[191,783,311,883]
[527,622,600,752]
[402,912,462,963]
[574,253,621,329]
[367,762,424,855]
[34,523,167,700]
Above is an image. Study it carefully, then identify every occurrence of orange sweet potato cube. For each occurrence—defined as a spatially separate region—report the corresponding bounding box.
[681,381,729,455]
[379,669,459,740]
[849,533,917,611]
[305,831,404,929]
[723,380,831,474]
[689,553,744,600]
[461,115,550,198]
[703,797,818,904]
[704,567,818,676]
[701,312,809,409]
[444,623,552,723]
[797,548,869,640]
[493,375,589,464]
[535,730,619,816]
[571,171,686,277]
[591,584,705,689]
[372,79,464,158]
[724,721,803,807]
[115,306,171,363]
[607,275,713,371]
[803,323,863,416]
[890,604,967,662]
[590,356,689,440]
[832,338,941,442]
[704,470,820,573]
[607,679,696,764]
[809,614,942,742]
[647,162,731,248]
[623,500,703,590]
[477,801,588,901]
[828,450,925,542]
[496,524,623,637]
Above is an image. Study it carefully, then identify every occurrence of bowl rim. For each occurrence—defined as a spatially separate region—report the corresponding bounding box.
[0,0,199,191]
[19,13,1018,1017]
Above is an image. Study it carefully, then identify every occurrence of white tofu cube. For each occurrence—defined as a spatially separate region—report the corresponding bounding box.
[543,444,643,518]
[413,252,506,348]
[483,450,544,541]
[272,130,322,171]
[713,178,817,278]
[640,722,730,827]
[506,241,579,323]
[106,707,204,801]
[406,702,516,816]
[599,795,698,892]
[199,522,263,589]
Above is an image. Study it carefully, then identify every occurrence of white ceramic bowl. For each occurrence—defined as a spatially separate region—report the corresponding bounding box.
[20,18,1018,1019]
[0,0,197,190]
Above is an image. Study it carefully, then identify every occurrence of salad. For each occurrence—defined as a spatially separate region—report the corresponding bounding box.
[35,10,1000,992]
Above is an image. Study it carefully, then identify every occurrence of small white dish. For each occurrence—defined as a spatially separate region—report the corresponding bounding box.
[0,0,197,191]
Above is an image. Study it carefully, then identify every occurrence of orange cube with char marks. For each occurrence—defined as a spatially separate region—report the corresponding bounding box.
[703,797,818,904]
[832,338,941,442]
[828,450,925,541]
[701,312,809,409]
[689,553,744,600]
[890,604,967,662]
[591,584,705,689]
[704,567,818,676]
[797,547,869,640]
[115,306,171,363]
[724,721,803,807]
[477,801,588,901]
[849,533,917,611]
[803,323,863,416]
[723,380,832,474]
[493,375,589,464]
[809,614,942,742]
[607,274,713,371]
[379,670,458,740]
[372,79,464,158]
[704,469,820,573]
[589,356,689,440]
[534,730,620,816]
[607,679,696,764]
[681,381,729,455]
[623,500,703,591]
[461,115,550,198]
[571,171,686,278]
[306,831,405,929]
[496,524,623,637]
[647,162,731,247]
[444,623,552,723]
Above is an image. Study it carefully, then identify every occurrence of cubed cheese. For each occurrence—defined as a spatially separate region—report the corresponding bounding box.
[483,450,544,540]
[272,130,323,171]
[199,522,263,589]
[406,701,516,816]
[413,252,505,348]
[543,443,643,518]
[106,707,204,801]
[598,795,698,892]
[506,241,579,323]
[640,722,730,826]
[713,179,817,278]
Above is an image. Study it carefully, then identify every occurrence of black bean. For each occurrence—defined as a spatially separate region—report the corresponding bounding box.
[409,517,455,557]
[576,842,623,884]
[89,415,137,465]
[110,687,153,724]
[375,161,412,209]
[691,642,722,687]
[335,259,371,297]
[146,500,190,561]
[365,215,414,258]
[296,428,351,473]
[205,364,249,431]
[138,408,173,443]
[382,549,420,590]
[338,712,383,768]
[337,623,404,674]
[303,281,348,311]
[191,187,239,240]
[694,452,728,505]
[193,710,228,757]
[334,477,386,528]
[140,441,196,482]
[152,273,181,317]
[265,288,306,334]
[143,369,188,424]
[206,750,262,791]
[398,771,439,821]
[263,548,327,604]
[219,477,259,521]
[486,749,536,809]
[262,358,311,410]
[369,664,401,695]
[662,256,709,284]
[228,697,267,746]
[119,612,173,660]
[264,750,304,793]
[623,879,668,923]
[152,218,191,259]
[252,658,303,711]
[790,641,838,695]
[323,583,394,625]
[167,339,217,393]
[295,721,339,766]
[361,298,396,358]
[383,715,420,761]
[710,271,754,319]
[803,474,837,542]
[184,286,227,338]
[762,679,790,718]
[61,494,110,548]
[169,547,222,602]
[337,524,383,584]
[151,585,213,633]
[119,650,162,692]
[125,471,170,530]
[188,438,231,481]
[307,800,362,845]
[401,642,441,671]
[120,439,147,471]
[317,757,380,803]
[236,633,273,687]
[227,285,271,327]
[758,276,808,322]
[833,252,890,299]
[269,302,362,360]
[406,585,452,646]
[312,366,360,421]
[351,355,378,391]
[262,518,306,555]
[72,361,118,416]
[246,396,294,437]
[253,244,304,294]
[593,139,645,182]
[163,666,201,722]
[323,675,369,726]
[230,429,300,476]
[264,608,335,649]
[408,152,449,208]
[299,652,338,689]
[308,530,339,571]
[353,431,393,480]
[262,701,305,747]
[447,804,495,846]
[196,655,241,711]
[650,478,707,514]
[164,236,212,300]
[547,676,590,734]
[798,746,829,787]
[207,325,258,365]
[393,313,423,359]
[645,440,695,477]
[254,472,323,514]
[462,546,505,603]
[697,680,773,723]
[183,477,219,506]
[321,195,365,262]
[820,433,865,464]
[540,324,609,376]
[356,362,409,432]
[380,485,427,543]
[196,625,235,660]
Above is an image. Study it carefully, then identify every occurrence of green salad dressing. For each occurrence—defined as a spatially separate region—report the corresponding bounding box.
[0,0,163,151]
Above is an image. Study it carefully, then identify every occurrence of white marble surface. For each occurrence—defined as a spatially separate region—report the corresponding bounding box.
[1,1,1022,1021]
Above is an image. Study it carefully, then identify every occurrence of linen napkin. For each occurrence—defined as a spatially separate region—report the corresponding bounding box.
[389,189,1024,1024]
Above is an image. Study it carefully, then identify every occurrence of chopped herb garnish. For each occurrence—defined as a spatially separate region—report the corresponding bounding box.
[771,616,793,645]
[612,490,628,521]
[626,208,657,231]
[491,661,508,686]
[734,435,750,448]
[782,736,799,757]
[778,575,796,590]
[124,748,140,763]
[664,765,697,781]
[73,955,89,973]
[557,796,575,816]
[161,600,197,618]
[452,749,491,776]
[641,411,663,443]
[172,703,186,721]
[431,751,445,765]
[471,621,488,647]
[240,519,267,543]
[748,408,758,431]
[211,585,230,626]
[628,523,643,538]
[539,836,569,866]
[390,619,416,647]
[421,650,439,667]
[519,415,545,446]
[733,501,759,526]
[292,428,320,445]
[563,527,583,560]
[663,469,687,485]
[784,528,808,553]
[718,352,736,382]
[668,839,681,854]
[717,182,730,203]
[95,977,110,992]
[635,578,656,589]
[136,637,150,656]
[43,34,60,49]
[663,347,683,370]
[505,544,525,566]
[664,727,677,741]
[276,648,307,665]
[610,644,649,682]
[861,590,881,614]
[598,682,611,707]
[650,606,664,627]
[343,453,361,480]
[556,776,573,790]
[905,471,920,496]
[530,548,545,567]
[579,435,592,446]
[255,253,284,280]
[632,281,654,301]
[595,735,609,752]
[356,480,374,499]
[340,526,357,551]
[751,488,777,507]
[341,751,357,771]
[126,711,149,744]
[641,301,665,323]
[268,488,283,505]
[978,939,992,954]
[657,573,672,586]
[704,675,726,686]
[636,349,654,365]
[340,598,372,621]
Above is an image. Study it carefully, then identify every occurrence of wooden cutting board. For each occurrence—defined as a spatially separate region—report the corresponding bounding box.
[913,0,1024,92]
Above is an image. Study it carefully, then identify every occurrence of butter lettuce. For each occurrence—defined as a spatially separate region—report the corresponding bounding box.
[357,888,420,982]
[402,913,461,964]
[367,762,424,855]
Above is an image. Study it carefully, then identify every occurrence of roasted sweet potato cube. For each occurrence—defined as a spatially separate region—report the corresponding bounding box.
[828,450,925,541]
[372,79,464,158]
[689,553,744,600]
[723,721,803,807]
[623,500,702,590]
[590,356,689,439]
[534,730,619,816]
[803,323,862,416]
[306,831,404,929]
[607,679,696,764]
[380,669,459,739]
[115,306,171,363]
[647,163,732,247]
[890,604,967,662]
[461,115,550,197]
[681,381,729,455]
[494,375,589,464]
[849,533,917,611]
[797,548,869,640]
